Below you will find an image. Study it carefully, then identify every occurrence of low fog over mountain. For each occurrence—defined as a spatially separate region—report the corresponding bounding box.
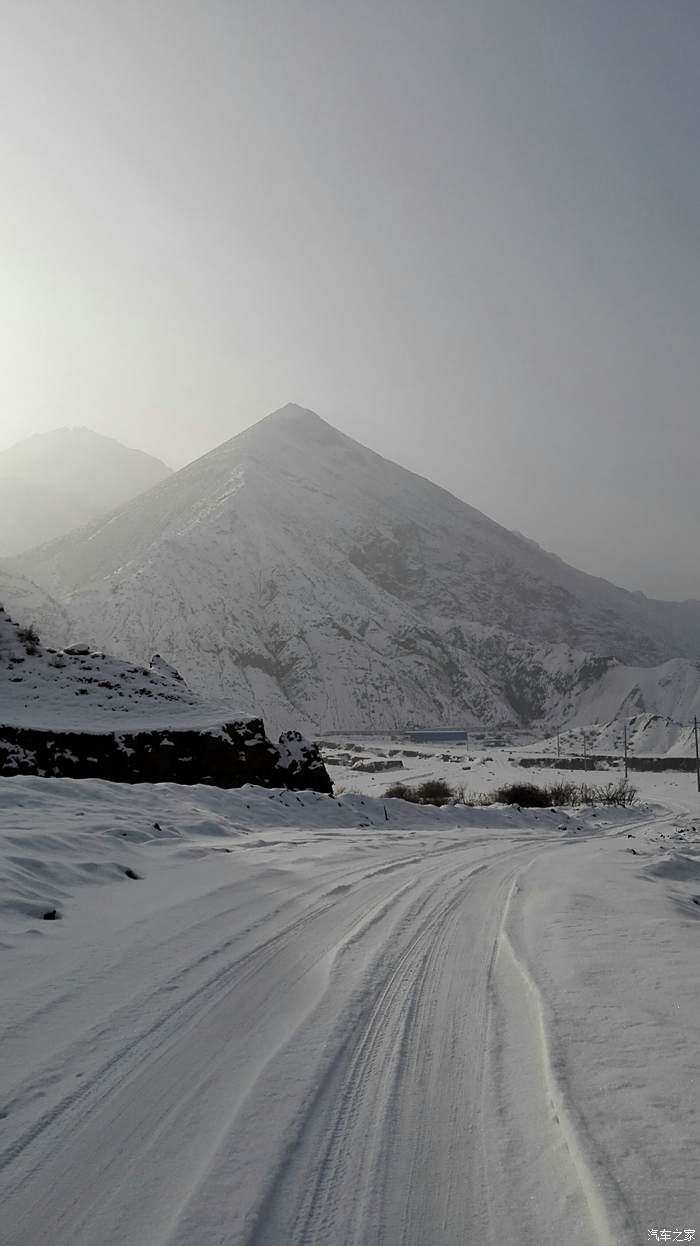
[0,427,172,556]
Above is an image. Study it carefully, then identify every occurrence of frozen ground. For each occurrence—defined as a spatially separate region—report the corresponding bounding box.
[324,733,700,807]
[0,766,698,1246]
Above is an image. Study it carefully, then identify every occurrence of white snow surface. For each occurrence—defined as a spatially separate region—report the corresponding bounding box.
[10,404,700,734]
[0,763,698,1245]
[0,567,71,649]
[0,609,244,731]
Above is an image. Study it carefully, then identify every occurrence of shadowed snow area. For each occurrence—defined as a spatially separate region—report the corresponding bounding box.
[0,768,697,1245]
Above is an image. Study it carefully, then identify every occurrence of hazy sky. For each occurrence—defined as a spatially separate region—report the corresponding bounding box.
[1,1,699,600]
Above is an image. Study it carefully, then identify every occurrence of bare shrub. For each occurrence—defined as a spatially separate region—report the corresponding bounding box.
[585,779,637,807]
[384,781,416,801]
[384,779,455,806]
[491,782,552,808]
[490,778,637,809]
[17,624,40,655]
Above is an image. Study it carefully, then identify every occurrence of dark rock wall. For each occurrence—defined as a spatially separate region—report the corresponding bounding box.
[517,754,697,774]
[0,719,333,792]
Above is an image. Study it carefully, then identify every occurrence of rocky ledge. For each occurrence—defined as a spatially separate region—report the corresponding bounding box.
[0,610,332,792]
[0,721,332,792]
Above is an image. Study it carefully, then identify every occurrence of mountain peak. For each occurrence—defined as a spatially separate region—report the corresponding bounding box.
[235,404,348,456]
[270,402,318,418]
[259,403,329,432]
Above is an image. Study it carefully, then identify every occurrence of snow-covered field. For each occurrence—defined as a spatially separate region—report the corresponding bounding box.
[0,764,698,1245]
[324,732,700,805]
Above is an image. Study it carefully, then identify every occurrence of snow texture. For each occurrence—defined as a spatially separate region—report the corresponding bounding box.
[0,606,233,731]
[0,765,697,1244]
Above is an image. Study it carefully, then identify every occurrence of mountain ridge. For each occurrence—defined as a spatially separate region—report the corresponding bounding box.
[9,404,700,733]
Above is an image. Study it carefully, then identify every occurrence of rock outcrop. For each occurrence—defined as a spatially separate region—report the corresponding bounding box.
[0,609,331,792]
[0,720,332,791]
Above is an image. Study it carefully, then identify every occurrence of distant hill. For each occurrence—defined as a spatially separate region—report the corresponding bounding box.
[11,404,700,734]
[0,427,172,555]
[529,712,700,759]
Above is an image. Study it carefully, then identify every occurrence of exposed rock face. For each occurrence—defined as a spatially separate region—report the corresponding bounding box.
[0,721,332,791]
[277,729,333,791]
[150,654,186,683]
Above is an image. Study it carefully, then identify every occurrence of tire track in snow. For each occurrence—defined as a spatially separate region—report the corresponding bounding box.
[0,852,433,1244]
[494,870,637,1246]
[0,860,410,1184]
[0,847,429,1167]
[238,853,525,1246]
[2,829,595,1246]
[289,870,484,1245]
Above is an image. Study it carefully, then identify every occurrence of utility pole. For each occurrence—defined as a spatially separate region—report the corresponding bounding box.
[556,732,561,759]
[583,731,588,773]
[695,716,700,794]
[623,722,628,781]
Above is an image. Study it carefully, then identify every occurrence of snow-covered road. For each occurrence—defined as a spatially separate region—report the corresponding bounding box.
[0,779,697,1245]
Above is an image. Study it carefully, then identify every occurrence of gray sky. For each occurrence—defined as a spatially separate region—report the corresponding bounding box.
[1,1,699,600]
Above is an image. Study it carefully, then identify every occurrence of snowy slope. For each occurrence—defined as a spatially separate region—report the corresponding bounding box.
[13,404,700,733]
[0,775,697,1244]
[0,607,235,731]
[0,566,72,648]
[495,642,700,735]
[530,711,700,759]
[0,426,171,556]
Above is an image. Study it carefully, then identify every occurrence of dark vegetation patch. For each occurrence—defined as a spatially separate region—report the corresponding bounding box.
[489,779,637,808]
[384,777,637,808]
[384,778,456,806]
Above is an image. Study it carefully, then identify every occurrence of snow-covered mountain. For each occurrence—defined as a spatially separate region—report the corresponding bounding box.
[530,712,700,759]
[11,404,700,733]
[0,566,72,647]
[0,426,172,556]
